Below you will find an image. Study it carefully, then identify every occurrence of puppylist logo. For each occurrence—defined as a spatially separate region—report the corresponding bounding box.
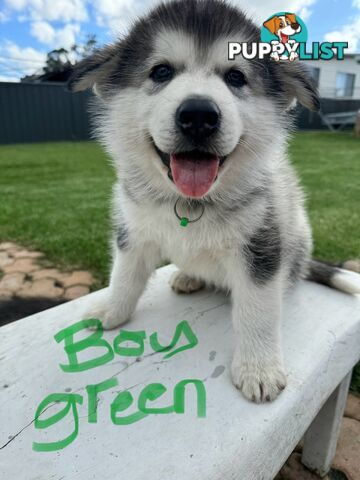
[229,12,348,62]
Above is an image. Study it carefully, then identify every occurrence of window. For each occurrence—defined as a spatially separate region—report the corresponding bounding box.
[308,66,320,87]
[336,72,356,98]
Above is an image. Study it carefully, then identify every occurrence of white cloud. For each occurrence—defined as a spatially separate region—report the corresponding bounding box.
[1,0,321,43]
[285,0,318,21]
[0,41,46,81]
[324,17,360,53]
[30,21,80,49]
[92,0,319,37]
[4,0,88,23]
[324,0,360,53]
[233,0,318,22]
[0,74,20,82]
[93,0,150,35]
[0,11,9,22]
[3,41,46,69]
[30,20,54,43]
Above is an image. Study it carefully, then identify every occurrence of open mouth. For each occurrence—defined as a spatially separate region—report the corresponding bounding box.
[154,144,226,198]
[280,32,289,43]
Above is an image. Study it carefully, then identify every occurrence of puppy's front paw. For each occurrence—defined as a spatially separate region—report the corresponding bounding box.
[231,355,287,403]
[170,271,205,294]
[83,296,130,330]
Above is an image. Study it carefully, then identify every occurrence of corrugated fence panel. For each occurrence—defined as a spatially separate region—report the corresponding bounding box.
[296,98,360,130]
[1,82,360,144]
[0,82,92,144]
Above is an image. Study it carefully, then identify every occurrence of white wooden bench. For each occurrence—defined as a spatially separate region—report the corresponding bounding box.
[1,264,359,480]
[320,110,359,131]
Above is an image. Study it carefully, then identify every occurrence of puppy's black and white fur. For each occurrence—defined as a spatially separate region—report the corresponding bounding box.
[69,0,360,403]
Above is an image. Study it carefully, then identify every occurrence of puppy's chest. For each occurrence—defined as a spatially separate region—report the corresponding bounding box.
[161,230,231,286]
[159,220,234,257]
[131,204,237,282]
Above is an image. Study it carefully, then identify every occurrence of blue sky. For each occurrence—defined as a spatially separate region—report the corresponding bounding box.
[0,0,359,81]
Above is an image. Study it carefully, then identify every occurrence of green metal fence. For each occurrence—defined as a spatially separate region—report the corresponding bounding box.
[1,82,360,144]
[0,82,92,144]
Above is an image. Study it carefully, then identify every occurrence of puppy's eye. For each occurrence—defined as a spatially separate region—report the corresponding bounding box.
[225,69,247,88]
[150,64,174,83]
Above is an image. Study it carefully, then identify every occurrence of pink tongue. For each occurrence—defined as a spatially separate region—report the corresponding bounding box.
[170,153,219,198]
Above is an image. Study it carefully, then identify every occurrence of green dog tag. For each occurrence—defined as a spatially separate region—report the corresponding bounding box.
[180,217,189,227]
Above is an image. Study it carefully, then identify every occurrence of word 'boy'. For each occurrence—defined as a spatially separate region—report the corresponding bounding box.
[33,319,206,452]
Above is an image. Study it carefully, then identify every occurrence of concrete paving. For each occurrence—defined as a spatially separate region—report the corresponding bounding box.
[0,241,94,301]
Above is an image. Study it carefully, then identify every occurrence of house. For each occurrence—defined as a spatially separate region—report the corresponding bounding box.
[307,53,360,99]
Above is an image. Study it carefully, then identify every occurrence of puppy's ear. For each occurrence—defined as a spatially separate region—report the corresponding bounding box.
[67,44,118,96]
[286,13,297,24]
[278,62,320,112]
[263,16,279,35]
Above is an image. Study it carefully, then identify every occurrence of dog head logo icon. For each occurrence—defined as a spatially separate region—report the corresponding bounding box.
[263,13,301,44]
[261,12,308,61]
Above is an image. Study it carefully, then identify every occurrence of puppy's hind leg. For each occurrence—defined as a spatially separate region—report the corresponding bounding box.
[170,271,205,294]
[84,241,160,330]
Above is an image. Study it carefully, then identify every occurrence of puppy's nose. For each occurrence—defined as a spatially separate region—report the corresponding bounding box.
[291,22,300,29]
[176,97,220,140]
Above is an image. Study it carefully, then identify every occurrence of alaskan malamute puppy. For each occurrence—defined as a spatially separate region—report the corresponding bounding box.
[69,0,360,402]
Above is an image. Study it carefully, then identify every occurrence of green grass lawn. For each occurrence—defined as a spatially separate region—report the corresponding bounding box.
[289,132,360,262]
[1,132,359,283]
[1,132,360,390]
[0,142,115,289]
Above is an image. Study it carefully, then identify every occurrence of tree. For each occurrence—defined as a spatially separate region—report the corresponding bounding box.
[21,34,97,82]
[44,35,97,74]
[43,48,72,74]
[71,34,97,60]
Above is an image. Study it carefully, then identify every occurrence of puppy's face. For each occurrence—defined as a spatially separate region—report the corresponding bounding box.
[69,0,318,200]
[142,30,259,198]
